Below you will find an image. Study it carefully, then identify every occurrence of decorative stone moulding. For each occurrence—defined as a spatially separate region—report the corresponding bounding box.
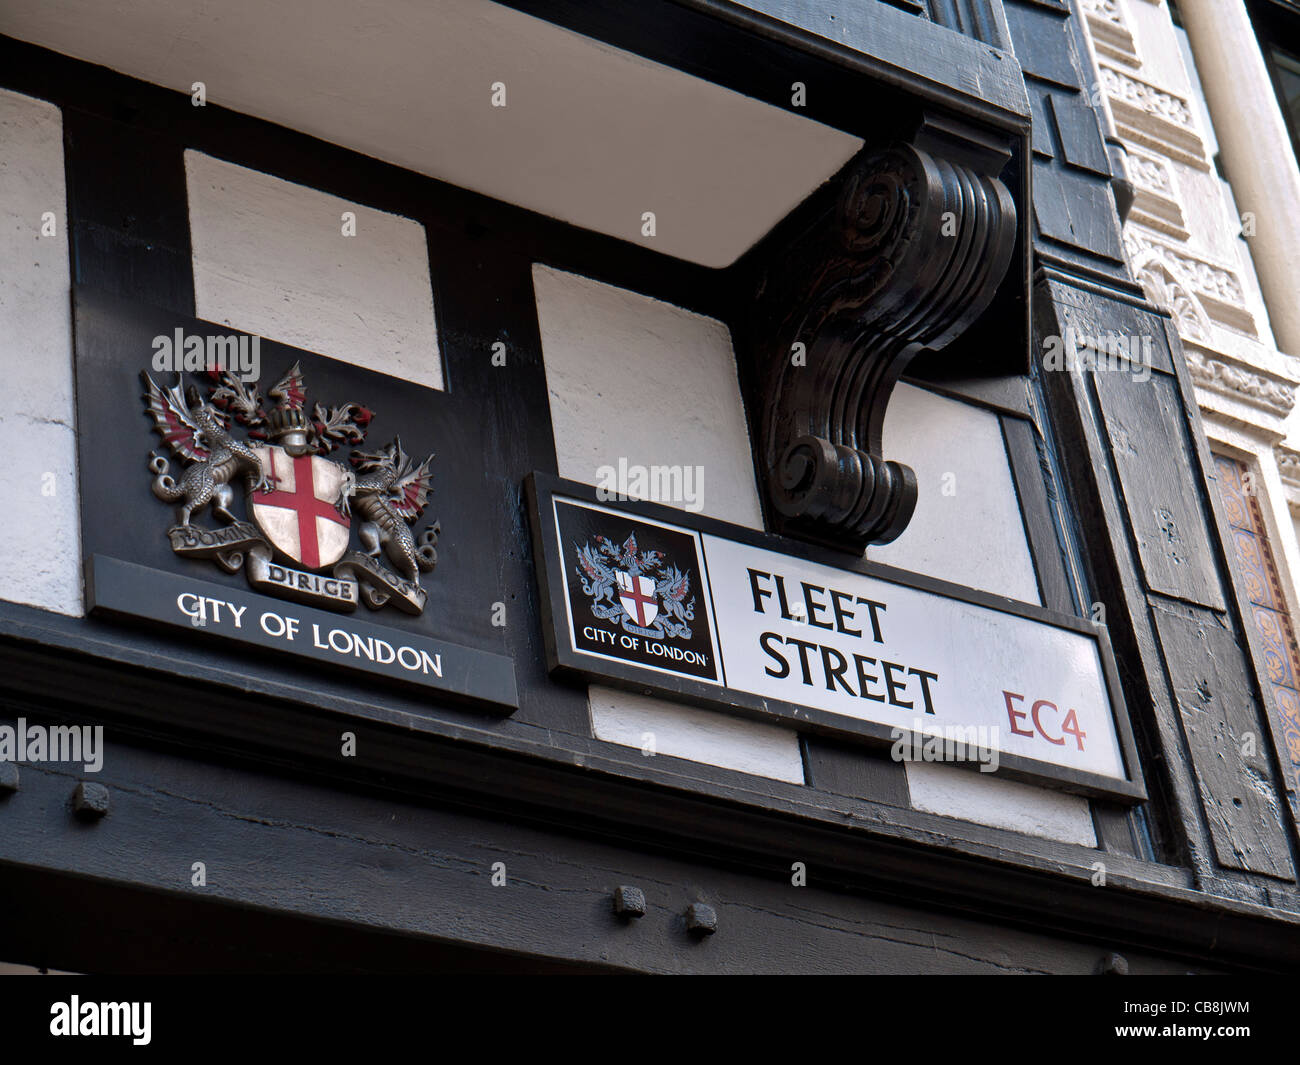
[1184,347,1297,419]
[1123,149,1190,240]
[1125,231,1257,337]
[1101,65,1210,170]
[1135,258,1212,343]
[1276,445,1300,485]
[1082,0,1140,68]
[756,115,1018,552]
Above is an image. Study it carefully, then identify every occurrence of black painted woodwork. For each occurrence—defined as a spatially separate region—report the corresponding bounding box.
[0,713,1242,974]
[750,116,1019,549]
[63,110,196,316]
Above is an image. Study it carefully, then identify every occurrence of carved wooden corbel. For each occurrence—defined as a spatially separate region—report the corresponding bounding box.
[757,117,1018,550]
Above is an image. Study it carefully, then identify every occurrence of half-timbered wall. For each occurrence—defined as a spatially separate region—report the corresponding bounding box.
[0,0,1297,973]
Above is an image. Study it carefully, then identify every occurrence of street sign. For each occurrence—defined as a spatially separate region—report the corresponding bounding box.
[529,474,1144,801]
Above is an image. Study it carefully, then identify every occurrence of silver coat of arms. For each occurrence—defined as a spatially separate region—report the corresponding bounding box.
[142,362,439,615]
[575,533,695,640]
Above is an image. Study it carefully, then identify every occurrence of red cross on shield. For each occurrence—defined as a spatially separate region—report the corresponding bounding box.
[616,570,659,628]
[249,445,351,570]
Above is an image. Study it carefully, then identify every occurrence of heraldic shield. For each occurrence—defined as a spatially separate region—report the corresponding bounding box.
[616,570,659,628]
[249,444,351,570]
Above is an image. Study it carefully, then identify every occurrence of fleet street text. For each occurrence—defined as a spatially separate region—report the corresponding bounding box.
[747,567,940,712]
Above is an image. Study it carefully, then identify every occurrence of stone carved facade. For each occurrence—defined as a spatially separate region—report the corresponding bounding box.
[1082,0,1139,66]
[1079,0,1300,607]
[1184,349,1297,418]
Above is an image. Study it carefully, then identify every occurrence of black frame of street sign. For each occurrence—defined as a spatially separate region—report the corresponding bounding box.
[526,472,1147,803]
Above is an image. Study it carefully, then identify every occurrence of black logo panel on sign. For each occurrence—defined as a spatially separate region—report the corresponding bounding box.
[555,500,718,682]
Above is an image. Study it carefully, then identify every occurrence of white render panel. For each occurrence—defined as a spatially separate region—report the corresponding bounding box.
[185,152,442,389]
[588,685,804,784]
[0,88,81,616]
[533,265,763,529]
[535,265,802,783]
[906,760,1098,847]
[871,383,1041,606]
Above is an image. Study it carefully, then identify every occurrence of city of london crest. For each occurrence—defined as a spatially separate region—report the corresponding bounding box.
[142,362,439,615]
[574,533,695,640]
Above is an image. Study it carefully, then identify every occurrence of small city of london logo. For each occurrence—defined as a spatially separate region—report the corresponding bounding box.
[575,533,695,639]
[142,361,439,615]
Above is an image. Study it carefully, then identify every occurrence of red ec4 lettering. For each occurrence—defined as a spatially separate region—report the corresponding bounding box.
[1002,690,1087,751]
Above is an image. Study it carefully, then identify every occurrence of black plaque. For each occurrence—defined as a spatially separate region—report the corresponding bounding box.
[553,498,720,683]
[73,287,519,713]
[87,555,518,709]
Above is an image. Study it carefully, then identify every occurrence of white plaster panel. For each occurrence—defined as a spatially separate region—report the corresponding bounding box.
[906,761,1098,847]
[870,383,1041,605]
[533,264,763,528]
[0,87,81,616]
[185,152,442,388]
[534,265,802,783]
[588,685,804,784]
